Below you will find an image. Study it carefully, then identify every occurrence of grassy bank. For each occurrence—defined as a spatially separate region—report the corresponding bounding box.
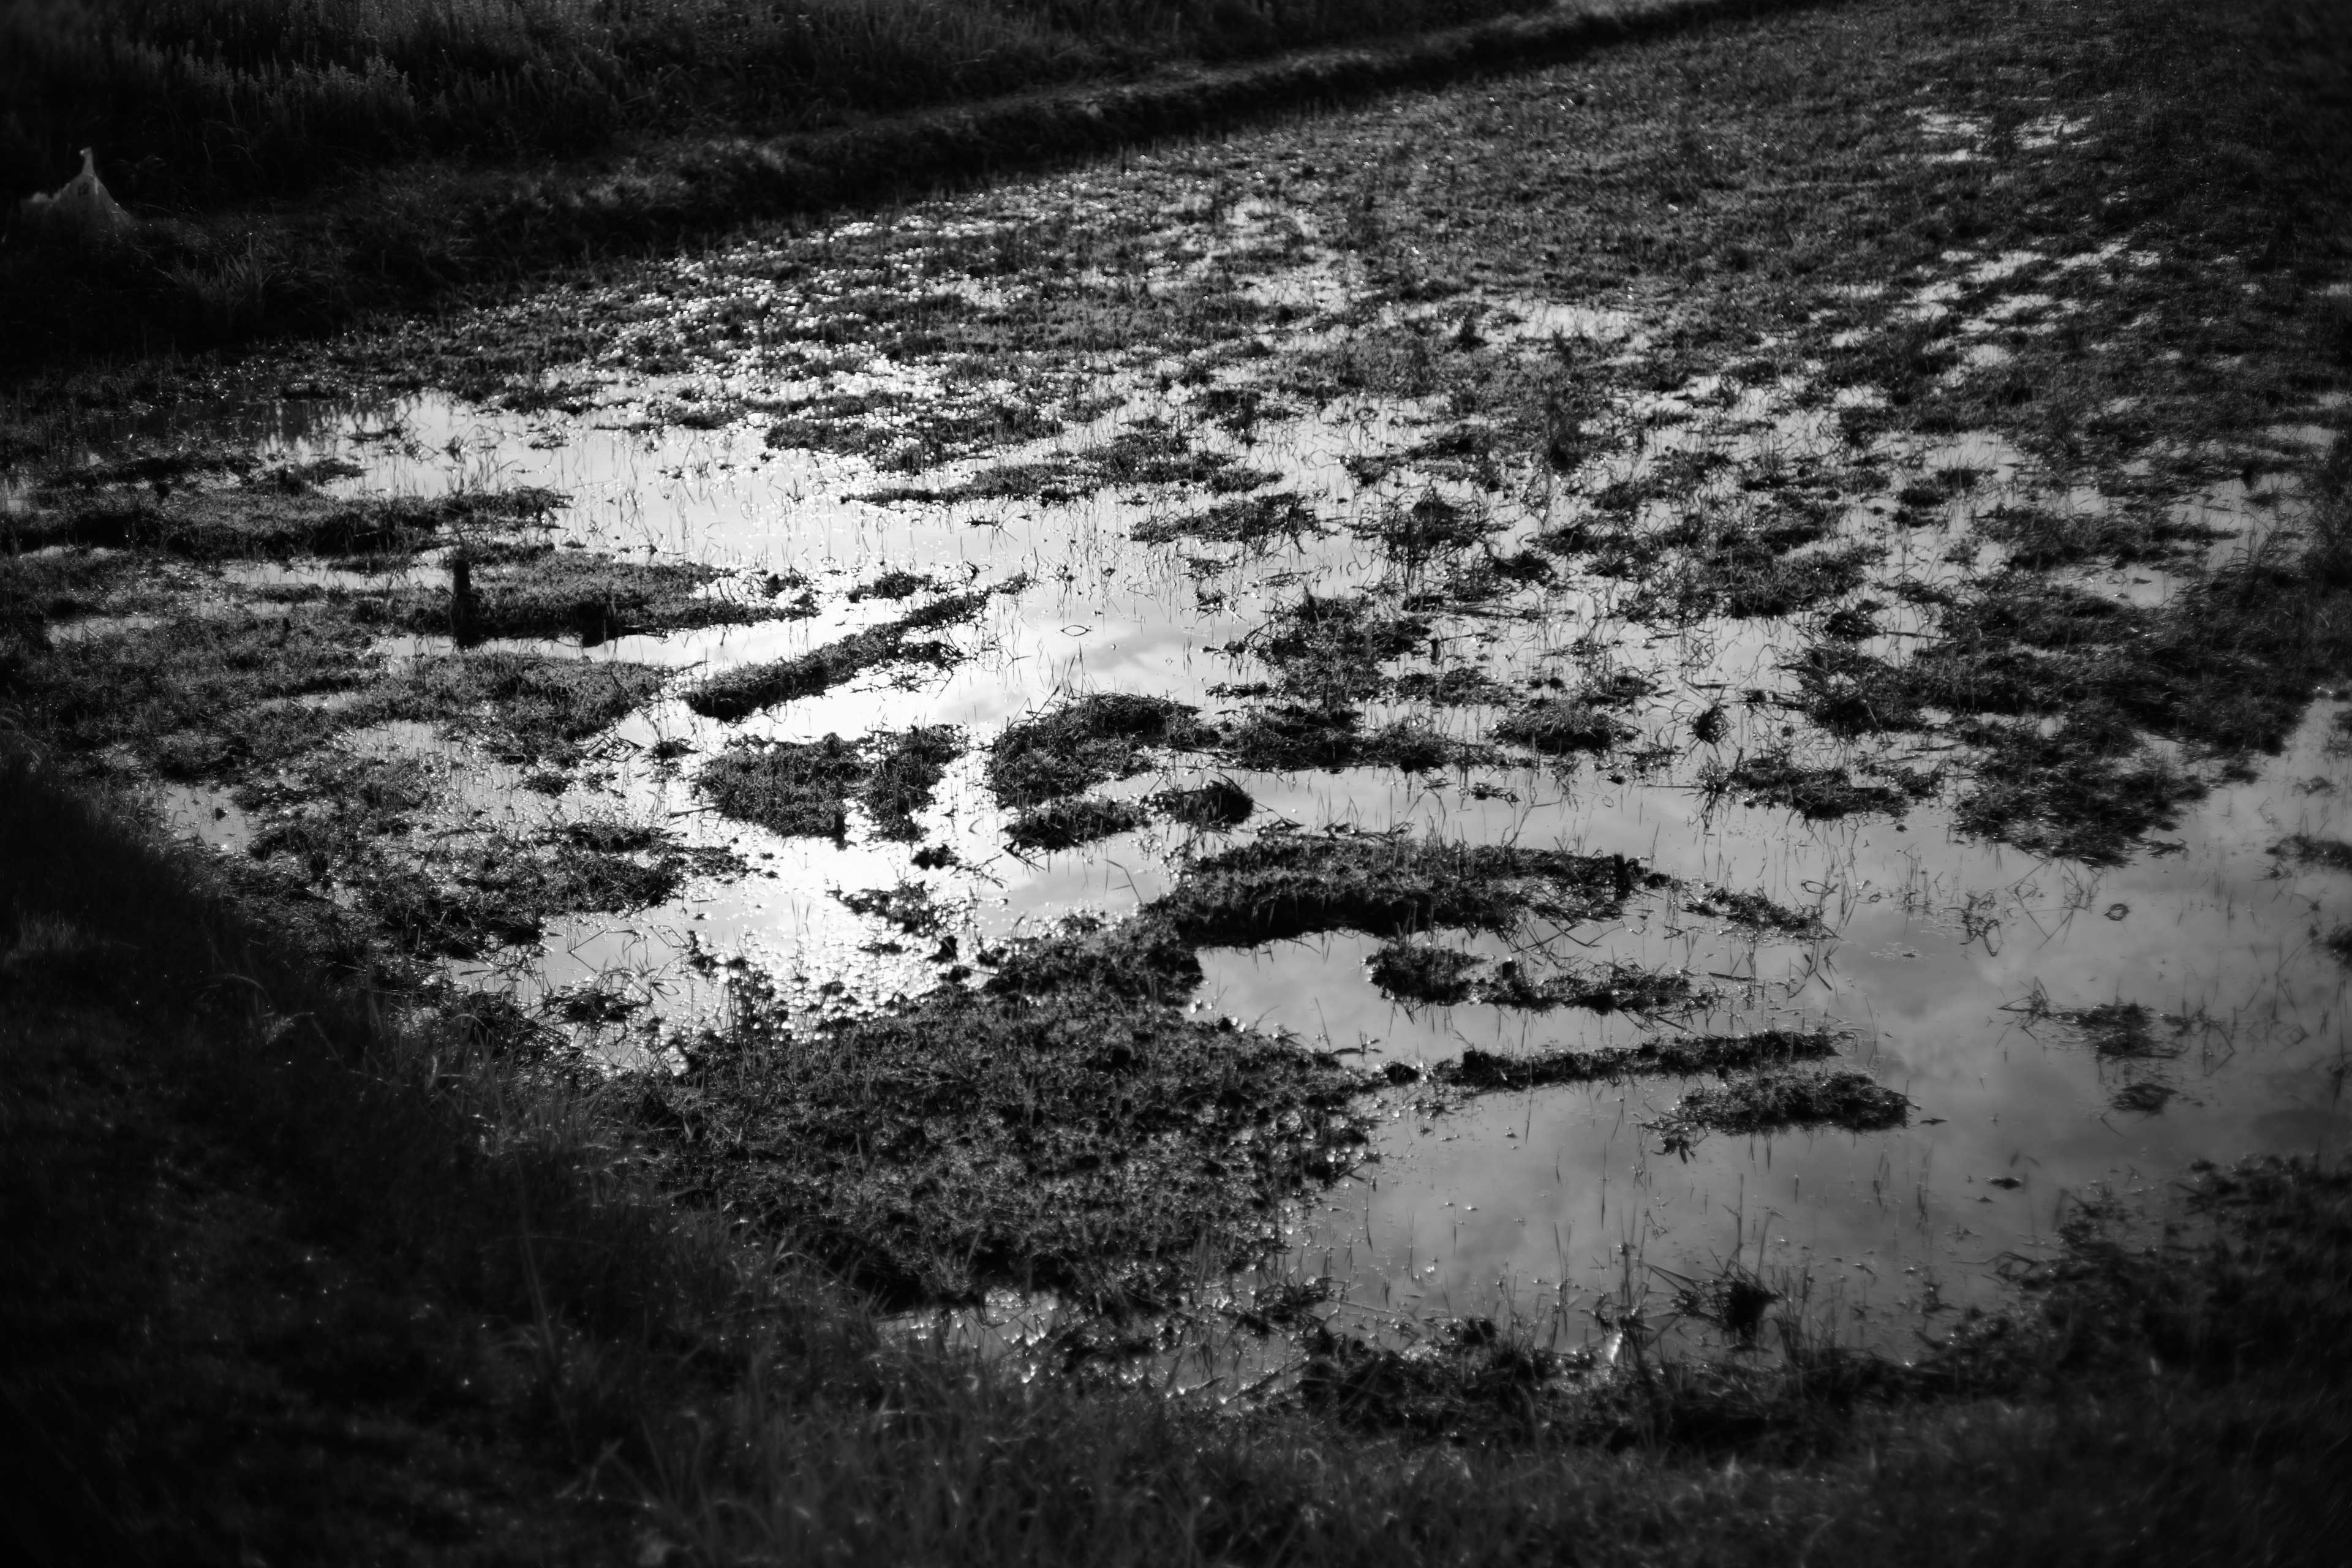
[2,0,1545,207]
[3,739,2347,1563]
[0,0,1779,366]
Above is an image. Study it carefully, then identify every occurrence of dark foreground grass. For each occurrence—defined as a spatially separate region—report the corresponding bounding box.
[6,735,2351,1562]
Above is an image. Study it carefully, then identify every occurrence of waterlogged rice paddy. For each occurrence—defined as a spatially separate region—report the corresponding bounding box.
[7,0,2347,1389]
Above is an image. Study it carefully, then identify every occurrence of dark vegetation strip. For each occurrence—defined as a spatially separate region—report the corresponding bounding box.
[0,0,1822,365]
[684,581,1015,721]
[1429,1029,1842,1090]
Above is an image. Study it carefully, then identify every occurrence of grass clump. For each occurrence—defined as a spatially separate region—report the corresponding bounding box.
[1249,592,1428,705]
[364,651,666,764]
[702,728,965,843]
[637,930,1367,1305]
[1131,491,1324,547]
[1661,1068,1910,1142]
[1218,705,1493,773]
[1153,829,1638,949]
[986,692,1216,807]
[1494,697,1634,756]
[1150,775,1254,830]
[2276,834,2352,872]
[1714,752,1910,820]
[9,605,383,779]
[11,480,564,561]
[861,725,963,842]
[1953,715,2199,866]
[353,834,687,958]
[1437,1029,1842,1091]
[1682,886,1823,932]
[1368,939,1483,1005]
[684,583,1006,720]
[1370,941,1693,1014]
[0,0,1544,211]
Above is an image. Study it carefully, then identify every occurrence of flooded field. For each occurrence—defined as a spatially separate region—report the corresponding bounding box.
[6,0,2347,1391]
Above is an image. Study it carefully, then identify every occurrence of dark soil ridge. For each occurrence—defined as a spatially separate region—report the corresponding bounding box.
[0,0,1834,368]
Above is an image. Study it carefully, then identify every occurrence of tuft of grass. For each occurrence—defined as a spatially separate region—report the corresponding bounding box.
[365,650,666,764]
[1713,751,1910,821]
[1662,1068,1910,1139]
[1436,1029,1842,1091]
[1150,775,1255,830]
[987,692,1216,807]
[1153,829,1637,949]
[1006,796,1150,852]
[1132,491,1324,546]
[684,582,1008,721]
[1493,696,1634,756]
[701,725,965,843]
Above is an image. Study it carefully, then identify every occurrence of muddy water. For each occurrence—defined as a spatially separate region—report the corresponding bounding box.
[62,129,2352,1366]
